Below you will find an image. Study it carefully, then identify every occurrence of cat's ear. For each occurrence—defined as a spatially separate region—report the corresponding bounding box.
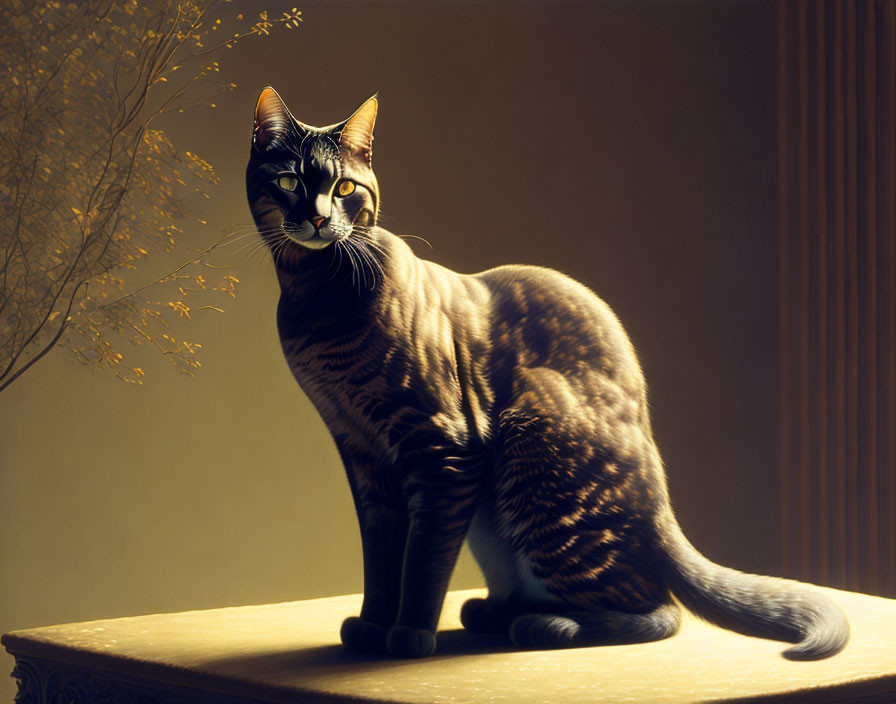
[253,86,301,151]
[339,94,377,162]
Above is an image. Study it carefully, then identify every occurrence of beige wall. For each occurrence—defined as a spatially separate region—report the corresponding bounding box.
[0,1,778,697]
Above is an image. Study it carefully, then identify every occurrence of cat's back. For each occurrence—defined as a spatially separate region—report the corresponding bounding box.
[474,263,643,385]
[475,263,619,327]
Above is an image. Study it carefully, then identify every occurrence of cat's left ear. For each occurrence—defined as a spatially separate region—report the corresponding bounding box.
[339,94,377,162]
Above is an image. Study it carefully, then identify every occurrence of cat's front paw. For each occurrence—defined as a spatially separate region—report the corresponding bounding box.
[340,616,387,654]
[386,624,436,658]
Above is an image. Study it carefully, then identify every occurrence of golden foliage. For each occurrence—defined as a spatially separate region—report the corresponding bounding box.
[0,1,300,391]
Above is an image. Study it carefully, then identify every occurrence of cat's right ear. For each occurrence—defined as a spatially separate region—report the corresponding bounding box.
[253,86,298,151]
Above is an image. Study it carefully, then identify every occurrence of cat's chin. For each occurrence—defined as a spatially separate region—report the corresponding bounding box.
[280,230,340,252]
[292,233,335,250]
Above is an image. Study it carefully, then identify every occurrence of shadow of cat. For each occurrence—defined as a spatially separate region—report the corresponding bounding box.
[200,629,516,686]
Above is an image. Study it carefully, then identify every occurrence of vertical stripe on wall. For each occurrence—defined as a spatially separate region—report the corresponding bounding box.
[778,0,896,597]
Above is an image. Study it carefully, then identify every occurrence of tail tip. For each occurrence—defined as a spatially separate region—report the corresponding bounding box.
[781,609,850,661]
[781,641,845,661]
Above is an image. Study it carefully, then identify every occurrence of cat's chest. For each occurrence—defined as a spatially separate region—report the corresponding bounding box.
[279,322,464,459]
[279,326,395,409]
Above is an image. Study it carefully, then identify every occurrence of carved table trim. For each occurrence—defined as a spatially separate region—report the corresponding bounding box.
[9,655,277,704]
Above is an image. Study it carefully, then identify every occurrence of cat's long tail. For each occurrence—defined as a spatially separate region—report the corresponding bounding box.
[655,506,849,660]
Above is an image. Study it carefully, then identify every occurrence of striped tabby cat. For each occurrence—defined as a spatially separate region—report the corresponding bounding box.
[246,87,848,660]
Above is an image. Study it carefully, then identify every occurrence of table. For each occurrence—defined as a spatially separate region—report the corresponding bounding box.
[3,587,895,703]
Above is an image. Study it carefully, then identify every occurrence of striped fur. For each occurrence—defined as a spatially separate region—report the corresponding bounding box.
[247,90,848,660]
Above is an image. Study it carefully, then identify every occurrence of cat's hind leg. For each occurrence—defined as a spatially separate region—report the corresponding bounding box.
[463,502,566,636]
[460,597,514,634]
[489,404,679,649]
[461,596,570,635]
[510,602,681,649]
[460,597,542,635]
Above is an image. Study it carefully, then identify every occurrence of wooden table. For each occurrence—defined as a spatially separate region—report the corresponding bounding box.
[3,587,896,703]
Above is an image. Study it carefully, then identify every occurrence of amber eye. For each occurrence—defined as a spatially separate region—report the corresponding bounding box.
[277,174,299,192]
[336,180,356,197]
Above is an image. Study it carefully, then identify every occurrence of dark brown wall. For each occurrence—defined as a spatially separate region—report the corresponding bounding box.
[0,2,779,699]
[778,0,896,596]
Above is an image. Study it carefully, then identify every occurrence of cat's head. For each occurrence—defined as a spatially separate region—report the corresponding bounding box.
[246,87,379,265]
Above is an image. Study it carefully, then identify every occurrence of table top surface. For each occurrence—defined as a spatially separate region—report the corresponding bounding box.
[3,586,896,704]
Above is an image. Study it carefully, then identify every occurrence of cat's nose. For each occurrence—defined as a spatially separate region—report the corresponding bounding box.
[311,216,328,229]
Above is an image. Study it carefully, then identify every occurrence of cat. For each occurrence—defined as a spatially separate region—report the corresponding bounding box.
[246,87,849,660]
